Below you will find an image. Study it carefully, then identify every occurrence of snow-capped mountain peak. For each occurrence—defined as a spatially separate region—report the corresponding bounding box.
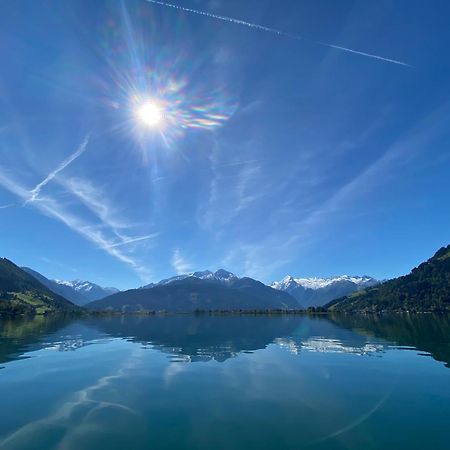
[272,275,377,291]
[141,269,238,289]
[272,275,298,291]
[54,279,119,301]
[270,274,379,308]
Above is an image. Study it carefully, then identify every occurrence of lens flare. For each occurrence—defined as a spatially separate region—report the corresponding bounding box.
[126,73,237,147]
[96,4,238,156]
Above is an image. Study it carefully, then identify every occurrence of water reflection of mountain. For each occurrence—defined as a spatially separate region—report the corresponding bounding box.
[1,314,449,367]
[276,337,386,356]
[328,313,450,368]
[0,316,104,367]
[274,316,388,356]
[88,315,390,362]
[88,315,303,362]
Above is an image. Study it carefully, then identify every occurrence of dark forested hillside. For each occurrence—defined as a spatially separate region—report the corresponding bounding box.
[327,245,450,312]
[0,258,80,316]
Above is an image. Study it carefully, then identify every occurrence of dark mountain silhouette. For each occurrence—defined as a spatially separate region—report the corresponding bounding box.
[87,276,300,312]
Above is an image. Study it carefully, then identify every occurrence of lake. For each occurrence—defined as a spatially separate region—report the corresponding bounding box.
[0,314,449,450]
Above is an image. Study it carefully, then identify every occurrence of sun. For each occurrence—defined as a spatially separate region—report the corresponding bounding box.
[136,101,163,127]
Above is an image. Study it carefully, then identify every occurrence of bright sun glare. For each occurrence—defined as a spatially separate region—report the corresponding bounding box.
[136,101,163,127]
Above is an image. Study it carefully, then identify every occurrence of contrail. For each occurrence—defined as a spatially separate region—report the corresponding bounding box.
[106,233,160,248]
[319,42,410,66]
[145,0,409,67]
[26,134,90,203]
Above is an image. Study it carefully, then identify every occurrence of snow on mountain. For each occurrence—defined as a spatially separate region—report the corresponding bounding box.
[272,275,376,291]
[54,279,119,302]
[271,275,379,307]
[139,270,377,308]
[20,267,119,306]
[141,269,238,289]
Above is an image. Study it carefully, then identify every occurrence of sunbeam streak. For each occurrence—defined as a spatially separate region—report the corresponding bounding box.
[145,0,410,67]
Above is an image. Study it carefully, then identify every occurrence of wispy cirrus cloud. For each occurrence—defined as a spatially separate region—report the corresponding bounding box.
[171,248,192,274]
[221,102,450,282]
[26,134,90,204]
[0,137,155,281]
[198,140,267,233]
[58,176,133,231]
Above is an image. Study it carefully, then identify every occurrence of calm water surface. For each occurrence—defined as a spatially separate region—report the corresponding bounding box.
[0,314,449,450]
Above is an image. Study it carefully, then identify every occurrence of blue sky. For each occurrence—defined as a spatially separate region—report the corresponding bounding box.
[1,0,449,289]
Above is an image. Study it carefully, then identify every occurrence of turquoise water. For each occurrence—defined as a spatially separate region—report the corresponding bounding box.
[0,314,449,450]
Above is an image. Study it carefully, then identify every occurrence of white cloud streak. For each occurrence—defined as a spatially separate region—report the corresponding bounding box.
[0,138,155,281]
[58,177,132,231]
[145,0,410,67]
[26,134,90,203]
[198,140,266,234]
[221,102,450,281]
[171,248,192,274]
[105,233,160,249]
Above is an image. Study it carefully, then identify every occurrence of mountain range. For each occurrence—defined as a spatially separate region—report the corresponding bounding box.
[12,267,381,312]
[327,245,450,312]
[271,275,379,307]
[141,269,238,288]
[0,244,448,316]
[87,275,300,312]
[140,270,379,309]
[22,268,119,306]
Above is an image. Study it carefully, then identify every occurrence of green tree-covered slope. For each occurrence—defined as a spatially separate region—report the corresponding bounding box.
[327,245,450,312]
[0,258,80,316]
